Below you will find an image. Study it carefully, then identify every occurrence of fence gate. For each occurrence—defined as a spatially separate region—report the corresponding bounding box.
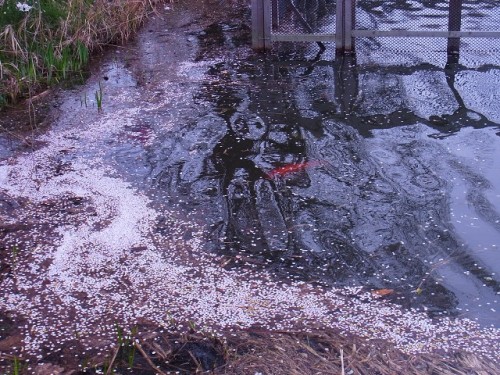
[252,0,500,55]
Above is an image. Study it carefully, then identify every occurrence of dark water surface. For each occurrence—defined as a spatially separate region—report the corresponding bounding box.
[131,9,500,328]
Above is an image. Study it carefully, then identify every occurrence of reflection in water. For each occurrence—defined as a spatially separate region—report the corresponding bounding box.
[150,16,500,327]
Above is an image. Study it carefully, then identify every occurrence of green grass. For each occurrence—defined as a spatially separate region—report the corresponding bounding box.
[95,80,103,111]
[0,0,166,110]
[10,245,19,260]
[10,356,21,375]
[105,323,138,372]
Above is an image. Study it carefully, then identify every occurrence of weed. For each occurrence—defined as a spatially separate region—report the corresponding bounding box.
[81,92,88,107]
[101,360,110,375]
[12,356,20,375]
[127,342,137,368]
[76,41,89,67]
[95,81,103,112]
[10,245,19,264]
[42,43,56,84]
[115,323,124,346]
[111,324,139,371]
[188,319,197,331]
[0,0,160,110]
[126,326,138,367]
[165,311,178,327]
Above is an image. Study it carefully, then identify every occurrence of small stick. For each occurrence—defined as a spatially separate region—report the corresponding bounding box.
[285,0,326,51]
[27,89,51,104]
[134,340,168,375]
[340,347,345,375]
[105,346,120,375]
[0,354,24,361]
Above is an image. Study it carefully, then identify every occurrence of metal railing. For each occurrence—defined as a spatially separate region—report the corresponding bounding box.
[252,0,500,54]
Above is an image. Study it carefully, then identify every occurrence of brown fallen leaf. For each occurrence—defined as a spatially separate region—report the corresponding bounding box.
[371,288,394,297]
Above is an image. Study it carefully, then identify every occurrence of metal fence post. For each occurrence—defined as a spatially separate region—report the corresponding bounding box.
[344,0,355,52]
[252,0,272,50]
[337,0,356,54]
[448,0,463,55]
[336,0,345,53]
[272,0,279,28]
[264,0,272,48]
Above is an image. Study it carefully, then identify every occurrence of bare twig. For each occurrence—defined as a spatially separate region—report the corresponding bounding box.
[104,345,120,375]
[134,340,168,375]
[340,347,345,375]
[0,354,24,361]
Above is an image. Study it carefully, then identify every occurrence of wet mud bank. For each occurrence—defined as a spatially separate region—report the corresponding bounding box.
[1,0,500,373]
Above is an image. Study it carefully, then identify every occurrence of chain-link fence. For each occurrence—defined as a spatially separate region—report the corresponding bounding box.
[252,0,500,63]
[354,1,499,53]
[271,0,337,35]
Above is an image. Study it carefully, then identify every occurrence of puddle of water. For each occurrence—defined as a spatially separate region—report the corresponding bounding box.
[367,125,500,326]
[146,16,500,327]
[444,127,500,264]
[1,0,500,365]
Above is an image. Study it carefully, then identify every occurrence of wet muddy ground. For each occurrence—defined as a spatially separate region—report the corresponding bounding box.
[1,0,500,373]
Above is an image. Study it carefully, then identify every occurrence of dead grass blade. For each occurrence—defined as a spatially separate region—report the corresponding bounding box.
[0,25,25,58]
[0,0,165,108]
[134,339,168,375]
[104,345,120,375]
[340,347,345,375]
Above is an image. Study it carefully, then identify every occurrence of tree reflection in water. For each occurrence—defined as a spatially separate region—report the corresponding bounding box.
[152,21,500,326]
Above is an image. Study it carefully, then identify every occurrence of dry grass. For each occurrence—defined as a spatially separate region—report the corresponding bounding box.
[0,0,173,107]
[3,323,494,374]
[221,329,499,375]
